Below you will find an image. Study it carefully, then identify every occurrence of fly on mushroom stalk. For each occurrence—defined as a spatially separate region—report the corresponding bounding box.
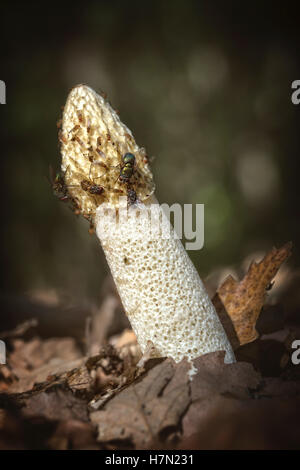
[80,179,105,196]
[78,161,107,199]
[126,188,137,206]
[60,161,107,211]
[118,152,136,183]
[48,165,70,203]
[113,152,139,206]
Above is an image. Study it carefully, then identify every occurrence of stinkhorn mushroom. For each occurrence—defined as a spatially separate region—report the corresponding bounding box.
[59,84,235,364]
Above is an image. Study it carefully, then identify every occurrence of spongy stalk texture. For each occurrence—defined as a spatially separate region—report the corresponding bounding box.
[96,199,235,363]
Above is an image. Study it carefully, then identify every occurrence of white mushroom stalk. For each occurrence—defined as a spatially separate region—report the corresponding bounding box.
[60,84,235,364]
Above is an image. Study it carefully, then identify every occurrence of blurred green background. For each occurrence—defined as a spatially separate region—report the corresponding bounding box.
[1,1,300,304]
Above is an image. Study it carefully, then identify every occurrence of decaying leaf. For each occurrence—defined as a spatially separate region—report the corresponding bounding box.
[214,242,292,346]
[190,351,261,400]
[5,337,84,394]
[182,351,261,439]
[65,366,94,393]
[20,383,89,422]
[90,358,191,448]
[90,352,262,449]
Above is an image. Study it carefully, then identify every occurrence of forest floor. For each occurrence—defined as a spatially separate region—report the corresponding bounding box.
[1,243,300,450]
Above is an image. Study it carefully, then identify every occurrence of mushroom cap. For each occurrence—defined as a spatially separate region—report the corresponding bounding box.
[60,84,155,220]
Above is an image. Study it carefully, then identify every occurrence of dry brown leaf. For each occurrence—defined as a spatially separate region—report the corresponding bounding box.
[20,384,89,422]
[182,351,261,439]
[90,358,191,448]
[65,366,94,393]
[214,242,292,346]
[190,351,261,401]
[9,337,82,374]
[90,352,261,448]
[87,345,137,411]
[5,337,84,393]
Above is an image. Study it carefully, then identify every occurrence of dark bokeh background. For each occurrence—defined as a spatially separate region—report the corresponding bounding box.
[1,1,300,304]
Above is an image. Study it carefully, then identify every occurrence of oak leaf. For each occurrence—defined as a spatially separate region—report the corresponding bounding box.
[90,358,191,448]
[214,243,292,346]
